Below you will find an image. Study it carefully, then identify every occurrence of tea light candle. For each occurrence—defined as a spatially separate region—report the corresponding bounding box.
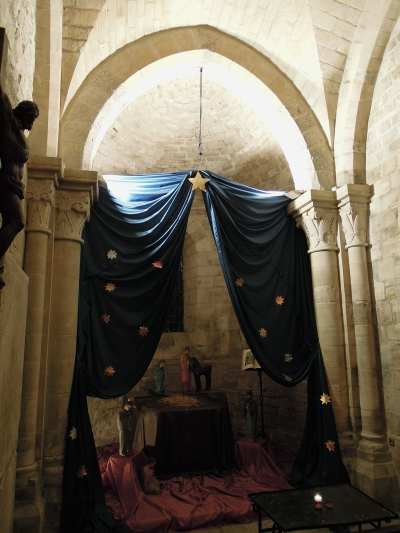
[314,493,323,503]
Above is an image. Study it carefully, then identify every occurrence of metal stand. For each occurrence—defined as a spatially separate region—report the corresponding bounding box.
[257,368,265,438]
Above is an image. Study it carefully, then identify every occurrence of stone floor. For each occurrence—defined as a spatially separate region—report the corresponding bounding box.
[189,520,400,532]
[189,522,331,532]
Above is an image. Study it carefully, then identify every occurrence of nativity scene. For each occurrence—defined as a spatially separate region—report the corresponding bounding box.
[1,2,400,533]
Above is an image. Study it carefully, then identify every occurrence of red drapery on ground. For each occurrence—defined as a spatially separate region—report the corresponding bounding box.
[98,440,291,532]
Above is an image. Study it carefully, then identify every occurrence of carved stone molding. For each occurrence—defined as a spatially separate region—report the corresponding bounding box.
[54,191,90,243]
[26,180,55,235]
[296,207,338,253]
[339,203,369,248]
[337,185,372,249]
[288,191,339,254]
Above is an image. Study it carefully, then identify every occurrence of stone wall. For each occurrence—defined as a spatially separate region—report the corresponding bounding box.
[366,17,400,473]
[0,0,36,101]
[0,4,36,532]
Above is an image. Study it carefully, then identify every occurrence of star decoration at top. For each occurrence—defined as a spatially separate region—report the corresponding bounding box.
[325,440,336,453]
[104,282,116,293]
[188,171,209,191]
[77,465,88,478]
[69,427,77,440]
[101,313,111,324]
[259,327,268,338]
[152,260,163,269]
[235,277,245,288]
[284,353,293,363]
[104,366,116,377]
[275,295,285,306]
[320,393,332,405]
[138,326,149,337]
[107,249,118,260]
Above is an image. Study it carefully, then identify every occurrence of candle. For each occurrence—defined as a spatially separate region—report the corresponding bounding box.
[314,493,323,503]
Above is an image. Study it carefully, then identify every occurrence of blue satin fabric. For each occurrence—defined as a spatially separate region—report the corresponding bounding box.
[78,172,194,397]
[202,171,317,385]
[202,171,348,485]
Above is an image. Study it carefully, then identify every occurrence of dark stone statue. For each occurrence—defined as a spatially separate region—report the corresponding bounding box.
[244,390,258,441]
[154,359,166,394]
[187,348,212,392]
[0,84,39,288]
[117,397,138,456]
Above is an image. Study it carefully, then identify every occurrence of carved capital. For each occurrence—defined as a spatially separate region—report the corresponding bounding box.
[339,203,369,248]
[337,185,372,249]
[26,180,55,235]
[288,191,339,254]
[296,207,338,253]
[54,191,90,243]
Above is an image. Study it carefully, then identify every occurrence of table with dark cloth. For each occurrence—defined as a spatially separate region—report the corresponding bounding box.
[134,392,235,476]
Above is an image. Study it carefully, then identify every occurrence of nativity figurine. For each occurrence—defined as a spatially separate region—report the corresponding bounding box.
[244,389,258,441]
[117,397,138,456]
[154,359,166,394]
[186,346,212,392]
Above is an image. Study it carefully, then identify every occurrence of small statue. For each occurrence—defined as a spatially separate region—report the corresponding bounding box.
[187,346,212,392]
[244,390,258,441]
[117,397,138,456]
[154,359,166,394]
[0,84,39,288]
[180,346,191,393]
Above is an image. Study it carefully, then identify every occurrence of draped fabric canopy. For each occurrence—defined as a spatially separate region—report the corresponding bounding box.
[61,171,348,533]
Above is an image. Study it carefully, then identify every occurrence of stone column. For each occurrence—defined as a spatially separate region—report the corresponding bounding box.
[15,157,61,528]
[337,184,398,503]
[288,191,352,446]
[42,169,97,531]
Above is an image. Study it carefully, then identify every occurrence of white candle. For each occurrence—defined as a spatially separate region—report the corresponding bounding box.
[314,493,323,503]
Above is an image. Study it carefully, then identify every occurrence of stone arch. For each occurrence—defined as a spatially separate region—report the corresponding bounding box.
[60,25,334,190]
[334,0,400,186]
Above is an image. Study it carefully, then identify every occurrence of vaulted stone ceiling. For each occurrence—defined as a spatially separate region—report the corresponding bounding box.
[62,0,106,106]
[60,0,400,190]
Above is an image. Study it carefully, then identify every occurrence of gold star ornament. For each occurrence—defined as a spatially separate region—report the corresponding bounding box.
[104,282,116,293]
[188,172,209,191]
[275,295,285,306]
[325,440,336,453]
[138,326,149,337]
[69,427,77,440]
[259,328,268,338]
[235,277,245,288]
[104,366,116,377]
[320,393,332,405]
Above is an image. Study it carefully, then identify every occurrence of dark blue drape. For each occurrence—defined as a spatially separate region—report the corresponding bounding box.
[202,171,348,485]
[61,172,193,532]
[61,170,348,533]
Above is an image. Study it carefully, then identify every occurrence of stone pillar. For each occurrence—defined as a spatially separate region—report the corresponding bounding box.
[288,191,352,447]
[14,156,61,531]
[337,184,398,504]
[42,169,97,531]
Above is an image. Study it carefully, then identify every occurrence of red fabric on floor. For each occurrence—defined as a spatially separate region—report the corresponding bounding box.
[99,439,290,532]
